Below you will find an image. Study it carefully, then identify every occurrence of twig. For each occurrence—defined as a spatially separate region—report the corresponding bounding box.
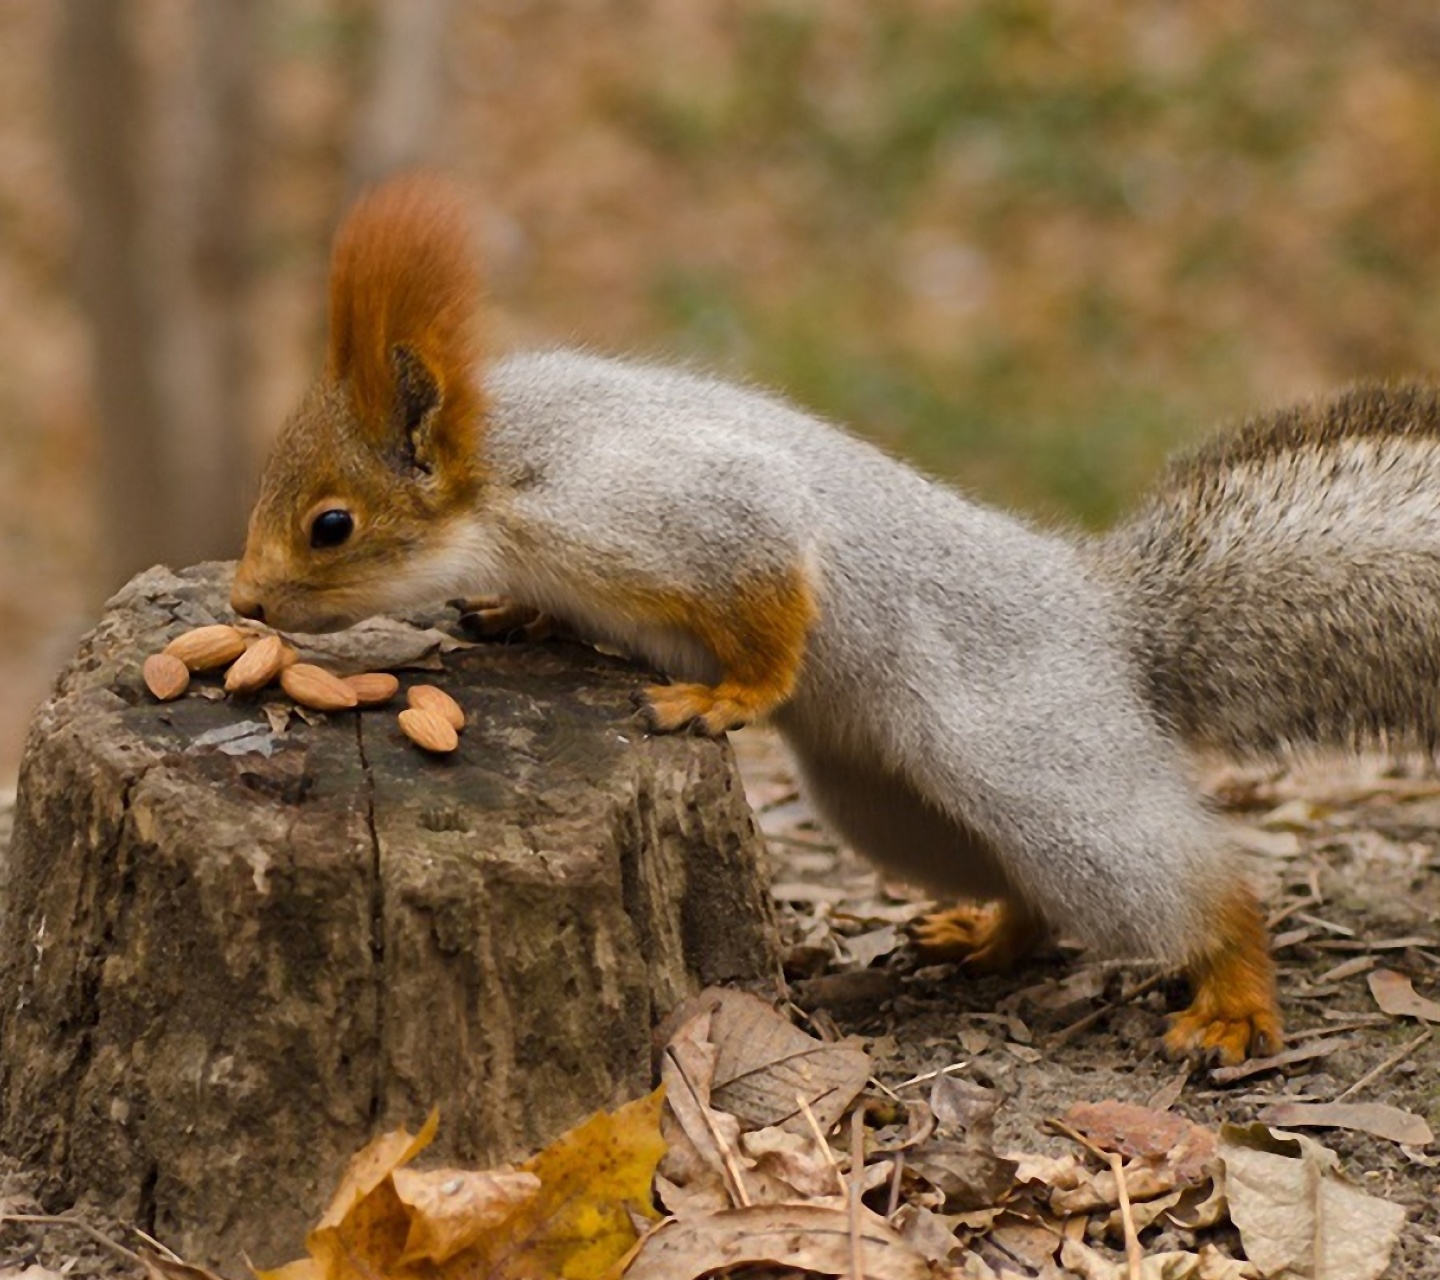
[663,1046,751,1207]
[1111,1150,1144,1280]
[849,1108,866,1280]
[885,1150,907,1222]
[1046,1122,1142,1280]
[797,1093,846,1197]
[892,1061,968,1090]
[866,1074,903,1102]
[1049,973,1168,1048]
[1333,1028,1433,1103]
[0,1215,143,1268]
[131,1227,184,1263]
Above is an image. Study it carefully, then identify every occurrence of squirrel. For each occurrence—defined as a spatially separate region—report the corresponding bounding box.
[232,174,1440,1064]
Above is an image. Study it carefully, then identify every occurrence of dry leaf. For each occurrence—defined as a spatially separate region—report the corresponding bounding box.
[669,988,871,1135]
[905,1143,1018,1213]
[1368,969,1440,1022]
[392,1167,541,1265]
[316,1110,441,1235]
[259,1093,665,1280]
[930,1076,1000,1140]
[1060,1100,1216,1185]
[1257,1101,1433,1147]
[658,1009,746,1214]
[623,1203,938,1280]
[739,1126,846,1199]
[892,1202,965,1263]
[840,924,902,966]
[659,1005,864,1211]
[1218,1122,1406,1280]
[1060,1238,1259,1279]
[475,1087,666,1279]
[292,618,473,672]
[1050,1160,1184,1217]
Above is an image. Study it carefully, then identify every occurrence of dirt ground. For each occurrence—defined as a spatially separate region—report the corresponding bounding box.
[1,722,1437,1277]
[729,731,1440,1278]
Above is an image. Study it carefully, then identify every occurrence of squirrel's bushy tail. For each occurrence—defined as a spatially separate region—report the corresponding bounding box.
[1091,384,1440,757]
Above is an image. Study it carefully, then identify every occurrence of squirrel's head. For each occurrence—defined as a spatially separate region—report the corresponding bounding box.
[233,175,486,633]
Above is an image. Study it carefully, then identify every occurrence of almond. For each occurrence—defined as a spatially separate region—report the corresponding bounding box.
[143,652,190,701]
[224,633,286,694]
[281,663,360,712]
[407,684,465,731]
[244,632,300,669]
[163,624,248,672]
[398,706,458,753]
[344,672,400,706]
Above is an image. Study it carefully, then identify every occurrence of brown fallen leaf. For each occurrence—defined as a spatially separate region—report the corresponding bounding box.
[1060,1237,1260,1279]
[1218,1122,1406,1280]
[905,1143,1018,1213]
[668,988,872,1135]
[1059,1100,1216,1185]
[1368,969,1440,1022]
[290,618,474,673]
[622,1203,939,1280]
[1258,1101,1434,1147]
[930,1075,1001,1140]
[657,1008,748,1214]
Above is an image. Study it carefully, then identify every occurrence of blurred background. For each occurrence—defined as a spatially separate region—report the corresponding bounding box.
[4,0,1440,784]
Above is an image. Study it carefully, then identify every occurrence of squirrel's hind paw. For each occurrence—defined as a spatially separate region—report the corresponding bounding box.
[1166,886,1282,1064]
[909,901,1044,972]
[1163,1002,1283,1066]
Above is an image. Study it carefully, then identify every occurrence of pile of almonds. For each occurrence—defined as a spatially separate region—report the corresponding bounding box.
[142,623,465,754]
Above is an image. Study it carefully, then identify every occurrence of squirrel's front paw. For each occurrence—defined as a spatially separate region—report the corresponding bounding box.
[909,901,1043,973]
[456,595,556,643]
[1164,997,1283,1065]
[641,682,751,736]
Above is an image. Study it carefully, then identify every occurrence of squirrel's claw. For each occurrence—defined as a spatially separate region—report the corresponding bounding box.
[641,681,753,736]
[909,900,1044,973]
[1163,1005,1283,1066]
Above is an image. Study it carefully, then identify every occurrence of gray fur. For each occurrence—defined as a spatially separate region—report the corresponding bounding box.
[445,351,1231,965]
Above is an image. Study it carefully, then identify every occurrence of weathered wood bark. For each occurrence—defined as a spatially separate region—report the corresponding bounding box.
[0,564,777,1269]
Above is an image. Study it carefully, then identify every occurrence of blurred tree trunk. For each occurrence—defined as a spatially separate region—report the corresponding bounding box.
[349,0,454,191]
[56,0,259,596]
[56,0,174,587]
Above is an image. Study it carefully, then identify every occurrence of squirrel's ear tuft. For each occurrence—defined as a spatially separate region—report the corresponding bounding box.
[327,173,484,494]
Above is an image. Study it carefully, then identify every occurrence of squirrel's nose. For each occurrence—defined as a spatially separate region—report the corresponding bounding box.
[230,573,266,623]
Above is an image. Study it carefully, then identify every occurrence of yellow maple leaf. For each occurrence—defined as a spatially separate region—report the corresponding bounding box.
[255,1091,666,1280]
[254,1111,438,1280]
[463,1088,667,1280]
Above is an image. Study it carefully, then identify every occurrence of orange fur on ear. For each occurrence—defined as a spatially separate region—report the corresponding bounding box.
[327,173,484,481]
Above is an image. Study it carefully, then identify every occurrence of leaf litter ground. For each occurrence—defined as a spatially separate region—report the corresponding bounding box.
[2,729,1438,1278]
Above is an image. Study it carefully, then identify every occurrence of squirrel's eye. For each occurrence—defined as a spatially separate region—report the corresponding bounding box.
[309,509,354,549]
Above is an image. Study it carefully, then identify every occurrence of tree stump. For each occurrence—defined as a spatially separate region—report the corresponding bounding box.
[0,564,778,1268]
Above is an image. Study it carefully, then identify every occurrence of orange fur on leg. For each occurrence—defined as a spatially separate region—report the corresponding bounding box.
[1165,884,1282,1064]
[640,567,817,735]
[909,899,1046,972]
